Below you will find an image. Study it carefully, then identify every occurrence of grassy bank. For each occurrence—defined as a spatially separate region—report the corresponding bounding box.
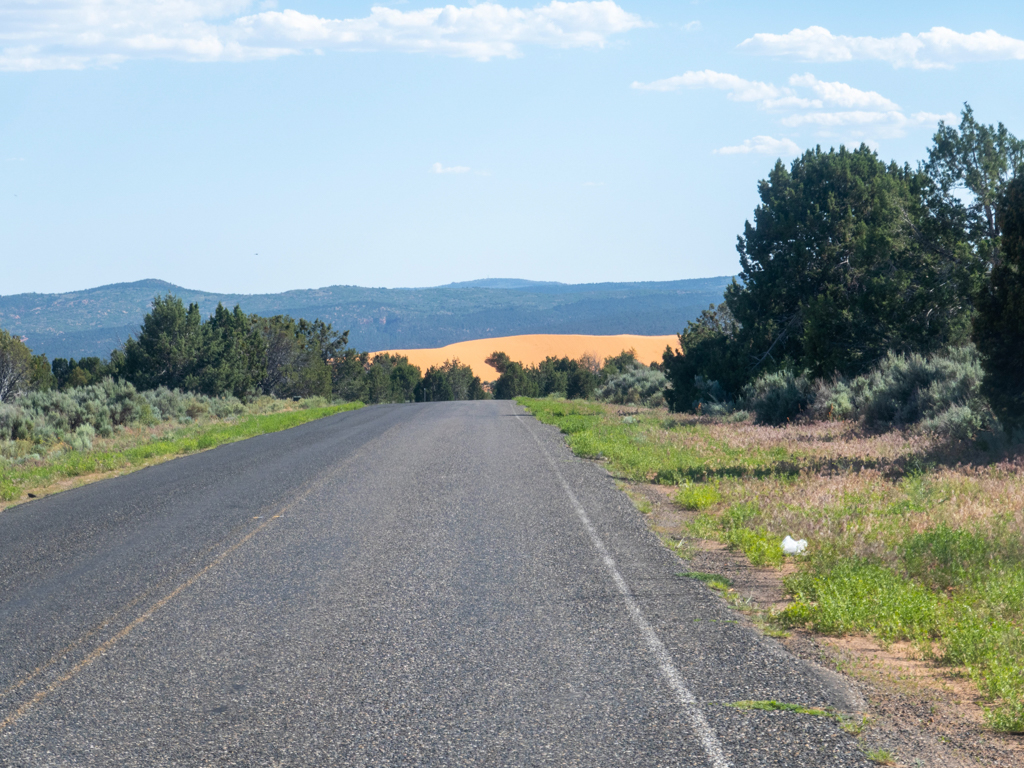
[1,401,363,505]
[518,397,1024,731]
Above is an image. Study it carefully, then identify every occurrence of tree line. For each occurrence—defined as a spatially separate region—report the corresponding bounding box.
[0,295,487,405]
[663,104,1024,432]
[485,349,665,404]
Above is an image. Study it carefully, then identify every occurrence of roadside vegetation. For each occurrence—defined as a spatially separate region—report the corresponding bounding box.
[520,106,1024,736]
[518,397,1024,732]
[0,255,494,503]
[0,385,362,505]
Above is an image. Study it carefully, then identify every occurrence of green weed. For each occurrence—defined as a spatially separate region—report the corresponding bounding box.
[675,482,721,510]
[684,512,721,539]
[865,748,896,765]
[725,527,786,567]
[779,560,941,643]
[726,700,831,717]
[680,571,733,592]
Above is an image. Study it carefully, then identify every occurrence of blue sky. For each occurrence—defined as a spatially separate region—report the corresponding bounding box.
[2,1,1022,294]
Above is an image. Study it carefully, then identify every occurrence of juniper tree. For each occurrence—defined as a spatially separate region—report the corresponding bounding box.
[973,173,1024,430]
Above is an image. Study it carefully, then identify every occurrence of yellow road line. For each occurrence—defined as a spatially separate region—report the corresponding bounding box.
[0,514,279,734]
[0,427,376,735]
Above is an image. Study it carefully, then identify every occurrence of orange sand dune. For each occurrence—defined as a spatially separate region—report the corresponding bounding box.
[381,334,680,381]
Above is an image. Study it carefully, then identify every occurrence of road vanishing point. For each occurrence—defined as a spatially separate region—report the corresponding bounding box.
[1,401,871,767]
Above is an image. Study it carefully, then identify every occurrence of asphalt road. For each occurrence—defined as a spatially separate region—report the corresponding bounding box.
[0,401,871,767]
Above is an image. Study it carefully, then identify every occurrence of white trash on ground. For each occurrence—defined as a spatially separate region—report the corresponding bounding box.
[781,535,808,555]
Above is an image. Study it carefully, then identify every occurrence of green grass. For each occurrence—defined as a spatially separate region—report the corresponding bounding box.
[682,502,788,568]
[675,482,721,510]
[725,527,787,567]
[726,700,832,717]
[680,571,733,592]
[778,556,1024,731]
[517,397,805,483]
[0,402,363,503]
[865,748,896,765]
[517,396,1024,732]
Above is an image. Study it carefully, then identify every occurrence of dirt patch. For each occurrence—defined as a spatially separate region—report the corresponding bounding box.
[621,477,1024,768]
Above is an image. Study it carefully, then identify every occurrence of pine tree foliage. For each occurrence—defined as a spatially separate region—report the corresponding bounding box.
[926,104,1024,269]
[728,144,977,380]
[974,173,1024,430]
[0,330,33,403]
[662,303,747,412]
[120,296,268,398]
[415,360,486,402]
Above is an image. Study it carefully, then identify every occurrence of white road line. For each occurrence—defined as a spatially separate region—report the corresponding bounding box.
[513,405,731,768]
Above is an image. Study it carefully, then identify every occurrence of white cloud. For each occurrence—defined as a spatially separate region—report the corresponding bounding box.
[788,74,899,111]
[740,26,1024,70]
[0,1,647,71]
[631,69,825,109]
[683,21,700,32]
[632,70,781,103]
[634,66,954,146]
[432,162,471,174]
[715,135,801,156]
[781,109,957,139]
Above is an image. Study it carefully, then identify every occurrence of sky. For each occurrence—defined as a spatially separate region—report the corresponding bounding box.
[1,0,1022,295]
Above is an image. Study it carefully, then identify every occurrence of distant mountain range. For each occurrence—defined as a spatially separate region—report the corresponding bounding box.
[0,277,733,361]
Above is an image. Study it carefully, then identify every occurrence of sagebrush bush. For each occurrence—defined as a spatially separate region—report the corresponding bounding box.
[856,347,985,428]
[596,365,668,407]
[742,370,813,426]
[0,378,254,449]
[808,378,856,421]
[811,346,992,437]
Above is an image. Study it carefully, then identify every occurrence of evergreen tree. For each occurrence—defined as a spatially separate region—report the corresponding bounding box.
[415,359,485,402]
[974,173,1024,430]
[363,354,421,404]
[120,295,204,392]
[662,303,747,412]
[926,104,1024,269]
[728,144,976,379]
[121,295,266,398]
[0,329,33,402]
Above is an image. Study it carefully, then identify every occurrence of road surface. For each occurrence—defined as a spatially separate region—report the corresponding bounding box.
[0,401,869,766]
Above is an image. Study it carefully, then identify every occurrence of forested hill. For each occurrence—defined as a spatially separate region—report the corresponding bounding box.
[0,277,732,361]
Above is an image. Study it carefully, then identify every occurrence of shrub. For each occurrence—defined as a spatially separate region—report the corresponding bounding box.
[0,379,257,444]
[808,378,856,421]
[596,365,669,406]
[742,370,813,426]
[805,346,993,437]
[70,424,95,452]
[855,346,986,429]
